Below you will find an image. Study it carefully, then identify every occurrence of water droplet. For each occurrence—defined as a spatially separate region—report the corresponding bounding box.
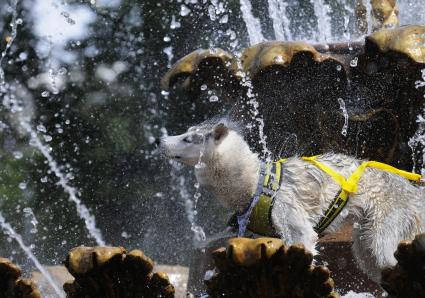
[19,52,28,60]
[163,36,171,42]
[16,18,23,25]
[170,15,181,29]
[41,91,50,97]
[29,139,37,147]
[36,124,47,133]
[121,231,130,239]
[43,135,52,142]
[18,182,27,190]
[13,151,23,159]
[40,176,48,183]
[180,5,191,16]
[338,98,348,136]
[350,57,358,67]
[273,55,284,63]
[209,95,219,102]
[336,65,342,71]
[219,14,229,24]
[195,162,206,169]
[200,84,207,91]
[61,11,76,25]
[208,5,216,21]
[58,67,67,75]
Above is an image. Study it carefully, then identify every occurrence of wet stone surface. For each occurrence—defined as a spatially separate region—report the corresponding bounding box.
[63,246,175,298]
[203,237,339,298]
[0,257,41,298]
[381,233,425,298]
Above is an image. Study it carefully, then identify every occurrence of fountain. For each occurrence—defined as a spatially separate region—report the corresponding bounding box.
[161,0,425,296]
[0,0,425,297]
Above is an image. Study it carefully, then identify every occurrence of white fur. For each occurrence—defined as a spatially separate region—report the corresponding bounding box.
[161,123,425,282]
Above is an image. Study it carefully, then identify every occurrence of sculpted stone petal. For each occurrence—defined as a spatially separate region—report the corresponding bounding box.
[63,246,175,297]
[367,25,425,63]
[0,257,42,298]
[161,48,235,90]
[206,237,338,297]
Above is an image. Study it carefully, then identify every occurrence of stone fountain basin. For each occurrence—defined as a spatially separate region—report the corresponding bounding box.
[187,221,383,297]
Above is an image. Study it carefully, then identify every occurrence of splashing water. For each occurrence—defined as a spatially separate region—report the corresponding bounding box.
[408,69,425,174]
[415,69,425,90]
[163,46,174,68]
[235,55,272,160]
[0,3,68,292]
[194,133,207,171]
[191,133,207,242]
[311,0,332,42]
[23,207,39,234]
[19,120,106,246]
[0,0,105,247]
[338,98,349,136]
[0,0,18,93]
[364,0,373,35]
[239,0,264,45]
[170,163,206,243]
[267,0,292,41]
[341,2,354,41]
[408,113,425,175]
[0,211,65,297]
[237,195,259,237]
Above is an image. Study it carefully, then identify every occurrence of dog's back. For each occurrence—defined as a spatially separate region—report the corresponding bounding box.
[315,154,424,280]
[273,153,424,281]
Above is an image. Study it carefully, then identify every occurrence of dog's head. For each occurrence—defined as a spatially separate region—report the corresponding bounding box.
[160,119,240,166]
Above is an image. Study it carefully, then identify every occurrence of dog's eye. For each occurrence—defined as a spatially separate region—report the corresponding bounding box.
[192,134,205,144]
[183,136,192,143]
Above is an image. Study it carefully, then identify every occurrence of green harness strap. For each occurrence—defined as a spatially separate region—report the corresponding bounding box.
[245,156,422,236]
[247,159,285,236]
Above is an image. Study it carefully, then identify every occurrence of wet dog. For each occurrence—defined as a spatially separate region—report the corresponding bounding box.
[160,118,425,282]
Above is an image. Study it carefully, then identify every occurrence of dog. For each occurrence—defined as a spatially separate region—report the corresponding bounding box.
[160,118,425,282]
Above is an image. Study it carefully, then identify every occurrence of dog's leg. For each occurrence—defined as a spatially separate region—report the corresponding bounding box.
[351,226,388,283]
[271,199,318,256]
[352,216,406,283]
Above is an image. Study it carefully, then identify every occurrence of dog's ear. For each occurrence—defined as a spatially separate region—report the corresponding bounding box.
[213,123,228,142]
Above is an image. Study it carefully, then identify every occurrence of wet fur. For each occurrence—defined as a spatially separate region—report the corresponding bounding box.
[161,121,425,282]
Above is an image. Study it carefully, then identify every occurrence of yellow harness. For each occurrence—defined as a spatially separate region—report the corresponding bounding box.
[240,156,422,236]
